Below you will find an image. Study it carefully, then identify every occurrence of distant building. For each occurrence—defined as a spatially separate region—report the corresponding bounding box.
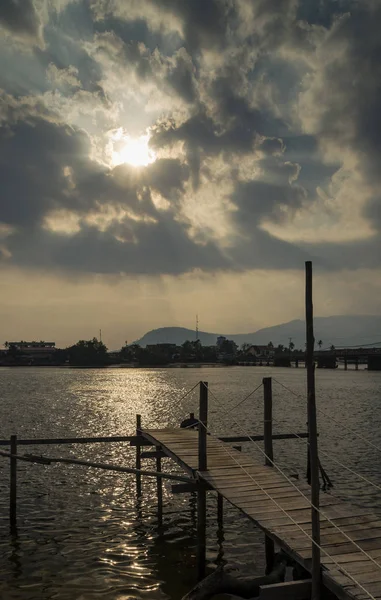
[6,341,57,364]
[8,341,55,349]
[246,345,275,358]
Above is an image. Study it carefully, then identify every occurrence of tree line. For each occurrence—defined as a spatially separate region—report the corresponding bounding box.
[1,337,335,367]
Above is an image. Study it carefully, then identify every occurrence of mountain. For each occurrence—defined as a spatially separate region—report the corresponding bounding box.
[134,315,381,349]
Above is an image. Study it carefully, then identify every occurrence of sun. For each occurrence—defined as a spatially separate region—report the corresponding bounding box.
[110,129,156,168]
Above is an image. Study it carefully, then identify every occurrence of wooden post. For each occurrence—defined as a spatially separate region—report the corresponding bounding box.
[197,381,208,580]
[198,382,208,471]
[217,493,223,527]
[263,377,273,467]
[355,358,359,371]
[305,261,321,600]
[344,357,347,371]
[156,455,163,526]
[263,378,275,573]
[217,492,224,564]
[10,435,17,532]
[136,414,142,497]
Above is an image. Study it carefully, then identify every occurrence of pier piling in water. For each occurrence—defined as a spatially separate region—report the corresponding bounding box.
[10,434,17,533]
[156,455,163,526]
[263,378,275,574]
[217,493,223,527]
[136,414,142,497]
[197,381,208,581]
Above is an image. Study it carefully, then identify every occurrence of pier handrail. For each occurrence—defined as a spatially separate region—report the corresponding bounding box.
[0,448,194,483]
[0,435,135,446]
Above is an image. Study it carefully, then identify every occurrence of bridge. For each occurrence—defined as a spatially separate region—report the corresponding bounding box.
[246,348,381,370]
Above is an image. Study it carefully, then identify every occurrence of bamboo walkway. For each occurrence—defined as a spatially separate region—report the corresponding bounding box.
[142,427,381,600]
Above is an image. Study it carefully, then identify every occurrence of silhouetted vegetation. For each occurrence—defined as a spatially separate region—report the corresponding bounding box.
[1,337,368,368]
[67,338,108,366]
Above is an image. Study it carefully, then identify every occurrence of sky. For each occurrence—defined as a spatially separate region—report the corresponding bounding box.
[0,0,380,348]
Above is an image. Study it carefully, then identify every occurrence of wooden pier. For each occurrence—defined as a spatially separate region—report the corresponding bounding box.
[140,423,381,600]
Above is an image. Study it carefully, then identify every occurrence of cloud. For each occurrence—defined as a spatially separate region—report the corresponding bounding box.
[0,0,41,43]
[0,0,380,285]
[298,1,381,229]
[46,63,81,89]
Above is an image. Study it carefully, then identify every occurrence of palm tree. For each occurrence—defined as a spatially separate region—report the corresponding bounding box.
[318,340,323,350]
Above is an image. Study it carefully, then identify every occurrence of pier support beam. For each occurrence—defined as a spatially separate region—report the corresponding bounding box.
[10,435,17,533]
[263,378,275,574]
[156,455,163,526]
[217,493,223,527]
[197,381,208,581]
[136,414,142,497]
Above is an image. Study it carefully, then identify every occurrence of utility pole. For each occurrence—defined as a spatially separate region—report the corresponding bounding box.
[196,315,199,341]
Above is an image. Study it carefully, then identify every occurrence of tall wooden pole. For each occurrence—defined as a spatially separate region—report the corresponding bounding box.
[10,435,17,533]
[136,414,142,497]
[156,455,163,526]
[197,381,208,580]
[263,378,275,574]
[305,261,321,600]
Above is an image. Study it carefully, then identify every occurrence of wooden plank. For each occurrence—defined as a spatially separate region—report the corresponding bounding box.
[331,568,381,586]
[275,516,379,536]
[259,579,311,600]
[227,488,305,502]
[218,433,310,442]
[141,431,197,476]
[323,550,381,566]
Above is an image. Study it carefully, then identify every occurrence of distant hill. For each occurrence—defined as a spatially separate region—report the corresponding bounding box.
[135,316,381,349]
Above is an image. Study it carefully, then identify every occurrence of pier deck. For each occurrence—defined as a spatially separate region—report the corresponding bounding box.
[142,427,381,600]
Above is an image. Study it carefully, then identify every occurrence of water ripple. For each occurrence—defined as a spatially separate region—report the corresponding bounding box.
[0,366,380,598]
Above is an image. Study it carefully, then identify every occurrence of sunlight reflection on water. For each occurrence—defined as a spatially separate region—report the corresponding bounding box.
[0,366,380,598]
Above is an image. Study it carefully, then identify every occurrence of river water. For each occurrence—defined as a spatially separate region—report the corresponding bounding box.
[0,366,380,599]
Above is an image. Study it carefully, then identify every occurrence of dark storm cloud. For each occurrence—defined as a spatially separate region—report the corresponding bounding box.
[300,1,381,226]
[150,0,235,53]
[0,0,40,41]
[6,214,230,275]
[0,113,99,226]
[0,0,380,276]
